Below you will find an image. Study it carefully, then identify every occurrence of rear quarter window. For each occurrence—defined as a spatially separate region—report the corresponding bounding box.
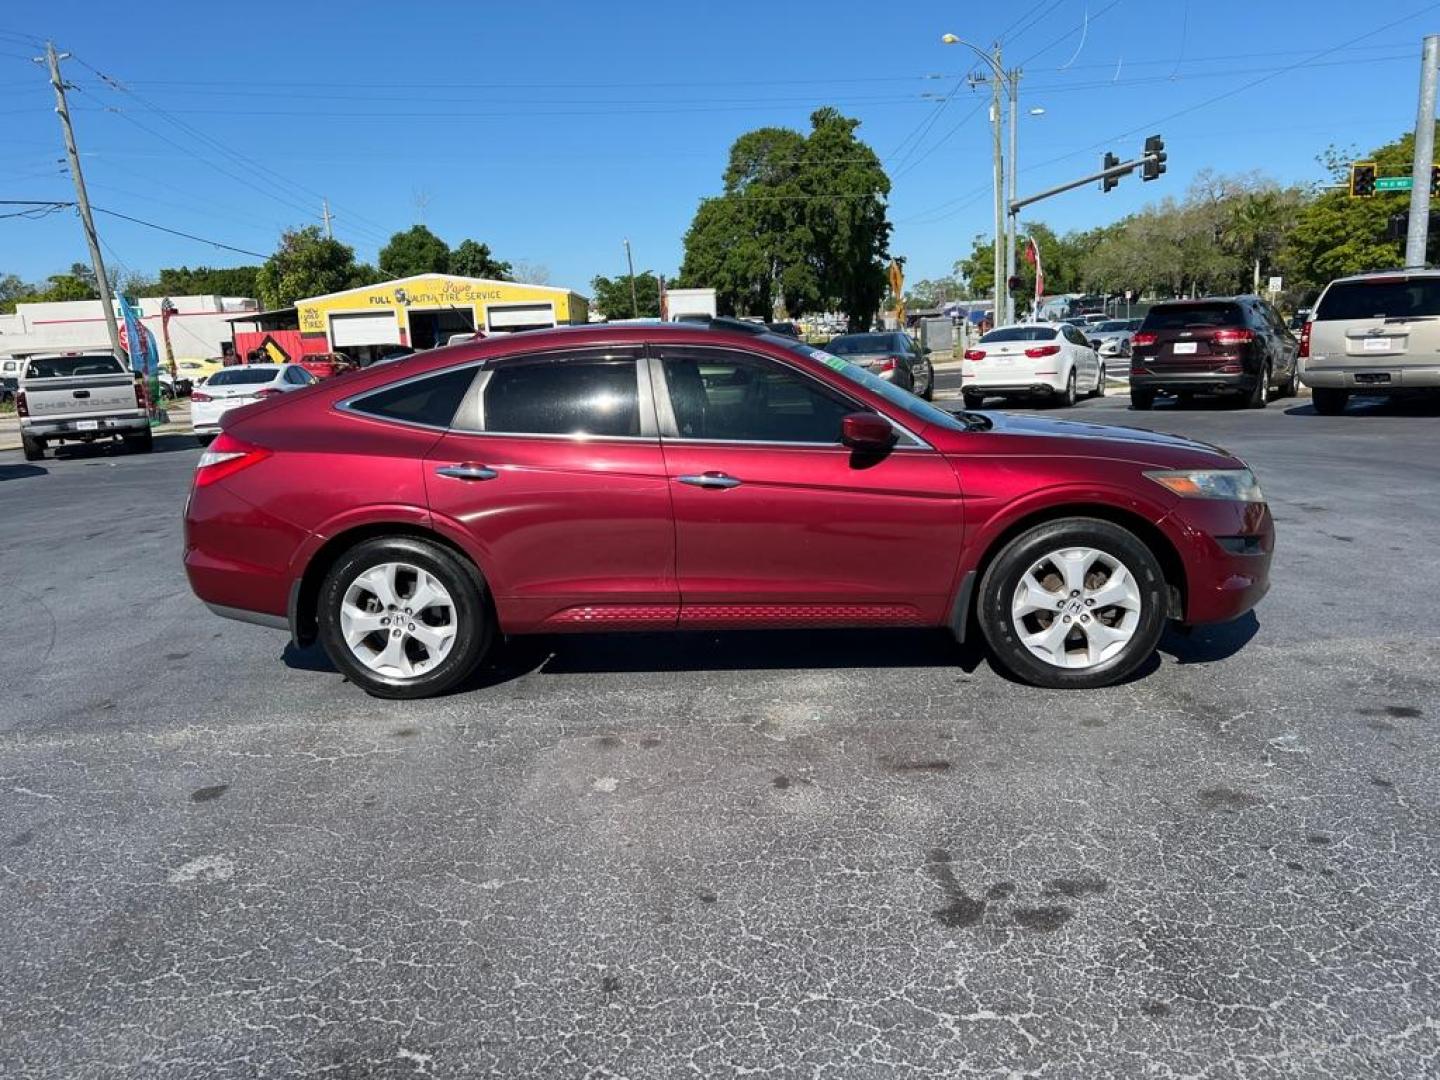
[348,366,479,428]
[1314,278,1440,321]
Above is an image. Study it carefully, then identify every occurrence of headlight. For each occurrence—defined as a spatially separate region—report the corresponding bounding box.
[1145,468,1265,502]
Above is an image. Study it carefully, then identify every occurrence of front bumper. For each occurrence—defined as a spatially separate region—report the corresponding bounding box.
[23,412,149,438]
[1160,499,1274,625]
[1300,361,1440,391]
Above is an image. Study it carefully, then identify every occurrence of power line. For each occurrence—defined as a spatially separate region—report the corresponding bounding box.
[0,199,270,258]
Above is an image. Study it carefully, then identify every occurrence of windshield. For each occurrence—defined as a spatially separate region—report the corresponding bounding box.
[208,366,281,386]
[1143,303,1242,329]
[1314,278,1440,321]
[785,341,979,432]
[25,355,125,379]
[981,326,1058,343]
[827,334,896,355]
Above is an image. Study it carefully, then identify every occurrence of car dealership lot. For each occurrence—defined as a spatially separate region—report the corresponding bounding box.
[2,398,1439,1078]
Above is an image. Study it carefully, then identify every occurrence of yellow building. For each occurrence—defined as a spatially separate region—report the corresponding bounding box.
[296,274,589,358]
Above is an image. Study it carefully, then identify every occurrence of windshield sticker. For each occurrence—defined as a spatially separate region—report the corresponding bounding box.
[804,346,850,371]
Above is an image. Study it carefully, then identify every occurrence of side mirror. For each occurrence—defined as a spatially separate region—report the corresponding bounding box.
[841,411,897,452]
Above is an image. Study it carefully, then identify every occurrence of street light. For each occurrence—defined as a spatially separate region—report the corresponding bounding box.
[942,33,1015,325]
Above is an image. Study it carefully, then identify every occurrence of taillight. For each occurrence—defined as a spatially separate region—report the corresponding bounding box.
[194,432,271,488]
[133,379,147,409]
[191,390,212,403]
[1212,328,1255,346]
[15,390,28,418]
[963,349,987,361]
[1298,321,1312,358]
[1025,344,1061,358]
[1132,331,1157,347]
[255,387,283,398]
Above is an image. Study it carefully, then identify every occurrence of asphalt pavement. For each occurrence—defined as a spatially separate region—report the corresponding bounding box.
[2,392,1439,1078]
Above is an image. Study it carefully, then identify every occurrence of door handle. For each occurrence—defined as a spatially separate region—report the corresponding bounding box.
[677,472,742,490]
[435,463,498,481]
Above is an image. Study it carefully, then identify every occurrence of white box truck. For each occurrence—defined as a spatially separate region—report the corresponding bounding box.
[665,288,718,322]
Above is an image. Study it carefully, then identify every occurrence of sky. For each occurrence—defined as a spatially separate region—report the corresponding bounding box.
[3,0,1438,298]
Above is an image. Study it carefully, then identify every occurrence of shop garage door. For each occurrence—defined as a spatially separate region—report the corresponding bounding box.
[330,312,401,347]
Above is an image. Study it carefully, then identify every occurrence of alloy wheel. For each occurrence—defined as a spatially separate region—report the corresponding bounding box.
[1010,546,1142,669]
[340,561,458,680]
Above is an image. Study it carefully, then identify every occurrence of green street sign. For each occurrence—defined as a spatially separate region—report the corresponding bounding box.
[1376,176,1413,191]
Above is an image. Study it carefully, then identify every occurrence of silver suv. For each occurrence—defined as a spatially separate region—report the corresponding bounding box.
[1300,269,1440,414]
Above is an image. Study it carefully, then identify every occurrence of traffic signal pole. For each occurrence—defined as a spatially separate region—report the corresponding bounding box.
[1010,151,1161,215]
[1406,35,1440,268]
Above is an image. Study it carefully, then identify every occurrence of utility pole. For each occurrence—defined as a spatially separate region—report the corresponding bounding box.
[623,237,639,318]
[322,198,333,240]
[1406,34,1440,268]
[41,42,123,361]
[989,43,1005,330]
[1005,66,1021,324]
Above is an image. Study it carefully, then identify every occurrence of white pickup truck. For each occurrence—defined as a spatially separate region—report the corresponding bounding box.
[17,351,152,461]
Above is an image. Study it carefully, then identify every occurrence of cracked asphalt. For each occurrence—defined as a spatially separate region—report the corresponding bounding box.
[2,391,1438,1078]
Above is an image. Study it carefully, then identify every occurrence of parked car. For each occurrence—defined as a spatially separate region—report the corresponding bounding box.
[825,331,934,399]
[183,320,1272,698]
[961,323,1103,408]
[1287,309,1311,332]
[765,322,802,339]
[1088,318,1141,363]
[190,363,315,445]
[295,352,356,380]
[1129,296,1299,410]
[1298,270,1440,414]
[156,370,194,400]
[17,351,151,461]
[173,357,225,385]
[1,374,16,405]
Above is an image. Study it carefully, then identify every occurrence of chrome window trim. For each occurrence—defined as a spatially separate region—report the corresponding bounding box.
[647,343,933,451]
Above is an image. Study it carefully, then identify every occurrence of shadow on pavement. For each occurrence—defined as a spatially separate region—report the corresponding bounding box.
[1285,394,1440,419]
[0,464,47,482]
[45,433,199,460]
[1160,611,1259,664]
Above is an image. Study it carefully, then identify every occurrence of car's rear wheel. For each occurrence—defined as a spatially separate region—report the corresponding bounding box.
[1091,364,1107,397]
[1057,369,1078,407]
[1312,387,1349,415]
[21,434,44,462]
[195,433,215,447]
[123,428,153,453]
[1277,364,1299,398]
[317,536,492,699]
[962,390,986,410]
[1130,387,1155,410]
[977,517,1169,690]
[1246,364,1270,409]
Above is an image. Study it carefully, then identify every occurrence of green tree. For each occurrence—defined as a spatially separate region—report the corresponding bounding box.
[378,225,450,278]
[904,276,962,309]
[450,239,512,280]
[155,265,262,297]
[37,273,98,302]
[255,226,363,309]
[0,273,32,313]
[591,272,663,320]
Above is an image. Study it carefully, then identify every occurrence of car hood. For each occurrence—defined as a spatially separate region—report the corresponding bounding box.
[935,410,1243,469]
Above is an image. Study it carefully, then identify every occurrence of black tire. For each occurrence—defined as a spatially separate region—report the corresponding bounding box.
[123,428,154,453]
[1057,369,1078,408]
[962,390,986,410]
[1312,387,1348,415]
[195,433,216,447]
[1246,364,1270,409]
[1277,363,1299,398]
[317,536,492,699]
[1130,387,1155,411]
[21,434,44,462]
[977,517,1169,690]
[1091,364,1107,398]
[920,363,935,401]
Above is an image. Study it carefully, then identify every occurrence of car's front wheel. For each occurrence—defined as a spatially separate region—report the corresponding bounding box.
[977,517,1169,689]
[317,536,492,699]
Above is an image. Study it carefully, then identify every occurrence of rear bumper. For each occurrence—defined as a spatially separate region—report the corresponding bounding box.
[23,412,148,438]
[1130,370,1255,394]
[1300,362,1440,390]
[1160,500,1275,625]
[184,481,307,627]
[962,372,1066,395]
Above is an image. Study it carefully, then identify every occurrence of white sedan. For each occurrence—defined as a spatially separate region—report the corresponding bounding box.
[961,323,1104,409]
[190,364,315,444]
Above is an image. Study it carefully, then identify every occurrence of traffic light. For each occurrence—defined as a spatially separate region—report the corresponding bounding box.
[1142,134,1167,181]
[1431,164,1439,197]
[1101,152,1120,193]
[1350,162,1376,198]
[1007,275,1022,293]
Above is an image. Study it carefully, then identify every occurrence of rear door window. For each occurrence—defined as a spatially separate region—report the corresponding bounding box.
[1142,303,1244,330]
[480,355,641,438]
[1314,278,1440,321]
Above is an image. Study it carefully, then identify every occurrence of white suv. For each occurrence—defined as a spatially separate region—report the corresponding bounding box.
[1300,269,1440,414]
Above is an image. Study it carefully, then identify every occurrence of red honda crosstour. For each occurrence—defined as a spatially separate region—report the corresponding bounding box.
[184,320,1272,698]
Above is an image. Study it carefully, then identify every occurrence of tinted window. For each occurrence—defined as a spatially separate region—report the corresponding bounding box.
[350,366,477,428]
[203,367,281,386]
[662,352,854,444]
[980,326,1059,343]
[24,355,125,379]
[1142,303,1244,330]
[827,334,894,355]
[1094,321,1129,332]
[484,359,638,437]
[1314,278,1440,321]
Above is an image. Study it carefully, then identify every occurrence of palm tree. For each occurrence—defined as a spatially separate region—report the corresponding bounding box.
[1224,191,1296,293]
